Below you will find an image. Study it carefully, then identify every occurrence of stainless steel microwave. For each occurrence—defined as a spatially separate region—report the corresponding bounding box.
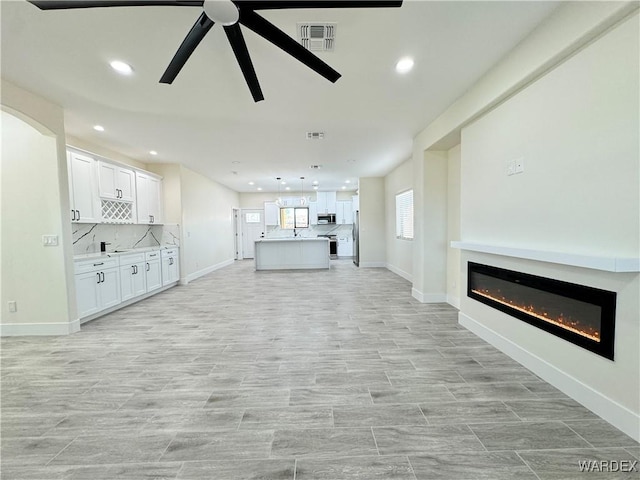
[317,214,336,224]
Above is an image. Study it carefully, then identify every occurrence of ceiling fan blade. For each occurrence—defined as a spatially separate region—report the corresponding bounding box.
[160,12,215,84]
[235,0,402,10]
[239,9,340,83]
[28,0,203,10]
[224,24,264,102]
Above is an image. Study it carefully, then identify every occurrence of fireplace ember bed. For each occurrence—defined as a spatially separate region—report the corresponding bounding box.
[468,262,616,360]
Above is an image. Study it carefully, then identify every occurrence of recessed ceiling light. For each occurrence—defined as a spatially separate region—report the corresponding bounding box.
[345,180,351,184]
[248,181,255,185]
[395,57,414,74]
[312,180,319,185]
[149,150,158,156]
[281,180,286,185]
[341,186,346,189]
[93,125,105,132]
[109,60,133,75]
[257,187,263,191]
[232,160,240,164]
[285,186,291,191]
[313,186,319,190]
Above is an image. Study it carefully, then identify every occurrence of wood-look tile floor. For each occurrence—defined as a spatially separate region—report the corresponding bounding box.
[2,260,638,479]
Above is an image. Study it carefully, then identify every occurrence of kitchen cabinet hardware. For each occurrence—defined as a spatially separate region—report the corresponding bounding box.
[93,262,104,266]
[71,209,76,221]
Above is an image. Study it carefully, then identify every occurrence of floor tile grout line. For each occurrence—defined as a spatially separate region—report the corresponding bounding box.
[515,450,545,480]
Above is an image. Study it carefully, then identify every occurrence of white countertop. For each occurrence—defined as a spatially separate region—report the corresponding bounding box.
[256,237,329,243]
[74,245,178,261]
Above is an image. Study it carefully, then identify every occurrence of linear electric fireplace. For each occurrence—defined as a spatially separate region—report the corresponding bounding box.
[468,262,616,360]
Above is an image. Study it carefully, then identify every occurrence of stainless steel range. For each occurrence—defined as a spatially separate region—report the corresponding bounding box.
[317,234,338,259]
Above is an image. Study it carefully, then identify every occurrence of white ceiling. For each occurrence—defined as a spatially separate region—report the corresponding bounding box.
[1,0,559,193]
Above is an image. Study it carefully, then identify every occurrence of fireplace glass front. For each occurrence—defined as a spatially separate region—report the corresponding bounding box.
[468,262,616,360]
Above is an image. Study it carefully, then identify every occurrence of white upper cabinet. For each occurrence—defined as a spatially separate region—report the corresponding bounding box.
[136,171,163,224]
[308,202,318,225]
[264,202,279,226]
[316,191,337,214]
[98,161,135,202]
[67,151,100,223]
[336,201,353,225]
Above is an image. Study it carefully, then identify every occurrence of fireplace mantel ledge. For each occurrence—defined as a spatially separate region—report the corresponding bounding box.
[450,241,640,273]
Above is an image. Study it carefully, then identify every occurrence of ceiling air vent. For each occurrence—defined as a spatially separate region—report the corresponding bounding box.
[306,132,325,140]
[298,23,336,52]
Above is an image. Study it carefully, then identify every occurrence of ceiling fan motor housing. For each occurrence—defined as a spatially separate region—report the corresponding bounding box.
[203,0,239,26]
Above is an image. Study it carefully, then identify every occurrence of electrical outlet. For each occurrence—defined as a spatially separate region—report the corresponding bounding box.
[42,235,59,246]
[506,159,516,176]
[8,301,17,313]
[515,157,525,174]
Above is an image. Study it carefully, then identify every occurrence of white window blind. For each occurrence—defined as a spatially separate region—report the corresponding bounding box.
[395,189,414,240]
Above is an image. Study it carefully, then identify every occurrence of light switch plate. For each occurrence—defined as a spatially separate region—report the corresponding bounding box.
[8,301,17,313]
[506,159,516,176]
[42,235,59,246]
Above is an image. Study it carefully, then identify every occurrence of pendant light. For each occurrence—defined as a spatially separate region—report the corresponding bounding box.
[300,176,307,205]
[275,177,283,207]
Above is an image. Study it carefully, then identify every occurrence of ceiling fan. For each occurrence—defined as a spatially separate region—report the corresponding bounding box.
[28,0,403,102]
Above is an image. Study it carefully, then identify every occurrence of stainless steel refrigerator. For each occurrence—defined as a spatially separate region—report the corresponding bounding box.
[352,210,360,266]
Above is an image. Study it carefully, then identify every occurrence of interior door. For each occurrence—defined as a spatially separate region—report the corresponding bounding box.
[242,209,265,259]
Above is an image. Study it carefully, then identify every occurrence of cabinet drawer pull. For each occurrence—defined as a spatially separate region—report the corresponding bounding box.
[76,209,80,220]
[96,272,101,284]
[132,265,136,275]
[71,209,76,221]
[146,262,150,272]
[93,262,104,266]
[100,272,105,283]
[149,253,157,257]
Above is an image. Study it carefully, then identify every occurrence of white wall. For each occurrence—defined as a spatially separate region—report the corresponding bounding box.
[411,151,448,302]
[460,15,639,254]
[358,177,386,267]
[459,12,639,439]
[1,80,77,335]
[384,159,413,281]
[67,135,146,170]
[446,144,461,308]
[180,166,240,282]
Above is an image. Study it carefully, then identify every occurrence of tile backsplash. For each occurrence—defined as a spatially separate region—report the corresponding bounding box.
[72,223,180,255]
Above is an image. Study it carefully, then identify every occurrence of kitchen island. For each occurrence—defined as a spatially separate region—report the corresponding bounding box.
[255,237,330,270]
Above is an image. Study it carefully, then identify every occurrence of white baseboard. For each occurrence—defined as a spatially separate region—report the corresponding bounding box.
[186,258,234,283]
[412,288,447,303]
[459,312,640,442]
[1,318,81,336]
[386,264,413,282]
[359,261,386,268]
[447,294,460,310]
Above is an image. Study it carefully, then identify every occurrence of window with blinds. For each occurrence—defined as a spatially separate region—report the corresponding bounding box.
[395,189,414,240]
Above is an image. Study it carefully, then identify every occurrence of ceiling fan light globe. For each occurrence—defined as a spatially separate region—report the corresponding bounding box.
[203,0,239,26]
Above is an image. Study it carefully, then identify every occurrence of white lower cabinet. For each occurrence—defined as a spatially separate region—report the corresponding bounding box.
[337,235,353,257]
[161,248,180,286]
[145,251,162,292]
[75,247,179,321]
[74,257,121,318]
[119,252,147,302]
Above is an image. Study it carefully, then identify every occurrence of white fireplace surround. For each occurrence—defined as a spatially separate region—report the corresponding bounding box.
[453,242,640,441]
[451,241,640,273]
